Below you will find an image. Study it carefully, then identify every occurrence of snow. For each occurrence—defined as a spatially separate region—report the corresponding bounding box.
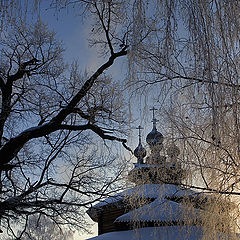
[86,183,238,239]
[86,226,204,240]
[86,226,240,240]
[92,184,199,209]
[115,199,201,223]
[88,183,204,223]
[90,195,123,208]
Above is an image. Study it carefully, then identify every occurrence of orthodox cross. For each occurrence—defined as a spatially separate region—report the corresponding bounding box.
[150,107,158,127]
[136,125,143,143]
[150,107,157,119]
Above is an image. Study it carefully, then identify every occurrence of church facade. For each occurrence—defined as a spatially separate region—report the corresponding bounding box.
[86,109,237,240]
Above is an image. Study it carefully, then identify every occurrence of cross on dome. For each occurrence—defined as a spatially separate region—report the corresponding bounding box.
[134,125,146,164]
[150,107,159,128]
[136,125,143,143]
[150,107,157,119]
[146,107,163,147]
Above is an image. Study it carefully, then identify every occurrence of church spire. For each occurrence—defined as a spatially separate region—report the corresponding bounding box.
[150,107,158,129]
[146,107,163,147]
[129,108,185,185]
[137,125,143,144]
[134,125,146,164]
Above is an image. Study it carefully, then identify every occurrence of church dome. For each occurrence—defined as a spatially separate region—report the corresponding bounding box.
[167,143,180,159]
[133,125,146,164]
[146,126,164,146]
[146,107,163,147]
[134,142,147,160]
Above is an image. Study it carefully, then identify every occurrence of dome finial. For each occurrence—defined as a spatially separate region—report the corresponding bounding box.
[146,107,163,147]
[137,125,143,143]
[134,125,146,164]
[150,107,158,129]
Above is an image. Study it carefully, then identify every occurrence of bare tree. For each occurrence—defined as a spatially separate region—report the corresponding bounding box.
[125,0,240,194]
[48,0,240,238]
[122,0,240,238]
[0,0,40,31]
[49,0,240,237]
[16,214,74,240]
[1,0,239,238]
[0,1,132,237]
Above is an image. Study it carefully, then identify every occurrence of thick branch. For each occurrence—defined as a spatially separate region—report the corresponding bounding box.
[59,123,132,152]
[0,76,4,90]
[0,59,40,145]
[50,48,127,125]
[7,58,40,83]
[0,181,50,214]
[0,182,109,215]
[0,48,128,165]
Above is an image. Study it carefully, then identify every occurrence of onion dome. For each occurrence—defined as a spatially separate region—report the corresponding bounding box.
[167,143,180,159]
[146,123,164,146]
[146,107,163,147]
[134,126,146,164]
[134,142,147,164]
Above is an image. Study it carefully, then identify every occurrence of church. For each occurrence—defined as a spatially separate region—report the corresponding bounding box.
[86,108,237,240]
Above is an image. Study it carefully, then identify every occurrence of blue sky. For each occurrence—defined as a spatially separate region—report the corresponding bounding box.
[22,1,156,238]
[24,2,101,238]
[35,2,126,239]
[35,1,126,81]
[38,2,95,67]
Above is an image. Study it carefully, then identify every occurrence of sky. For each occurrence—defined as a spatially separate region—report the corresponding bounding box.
[38,2,101,68]
[3,1,238,239]
[7,1,157,239]
[26,1,104,239]
[36,0,127,82]
[1,1,191,238]
[36,1,157,143]
[25,2,240,239]
[36,1,126,239]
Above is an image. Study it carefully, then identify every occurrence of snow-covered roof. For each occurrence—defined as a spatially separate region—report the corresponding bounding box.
[86,226,204,240]
[87,183,204,223]
[86,184,238,240]
[92,184,199,209]
[115,199,201,223]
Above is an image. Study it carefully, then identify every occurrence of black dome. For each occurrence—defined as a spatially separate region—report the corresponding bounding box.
[134,142,147,159]
[146,127,163,146]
